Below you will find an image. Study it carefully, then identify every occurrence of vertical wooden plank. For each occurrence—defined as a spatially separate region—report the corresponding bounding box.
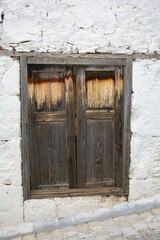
[65,68,76,188]
[123,58,132,195]
[29,71,39,190]
[20,56,30,200]
[104,120,114,180]
[114,66,123,188]
[86,120,114,184]
[76,67,86,188]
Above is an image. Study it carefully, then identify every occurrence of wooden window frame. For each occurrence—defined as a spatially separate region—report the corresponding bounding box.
[20,55,132,200]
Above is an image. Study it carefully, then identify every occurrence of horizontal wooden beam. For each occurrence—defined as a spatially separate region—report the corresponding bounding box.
[31,187,123,198]
[27,57,126,65]
[1,49,160,60]
[34,112,66,122]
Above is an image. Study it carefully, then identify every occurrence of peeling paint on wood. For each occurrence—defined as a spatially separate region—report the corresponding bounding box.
[33,72,65,111]
[86,77,115,109]
[86,71,115,109]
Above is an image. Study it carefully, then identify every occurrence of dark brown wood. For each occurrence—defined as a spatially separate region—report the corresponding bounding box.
[85,66,116,71]
[65,68,76,188]
[21,57,131,198]
[114,66,123,188]
[34,112,66,122]
[28,57,126,66]
[35,122,68,186]
[20,56,30,200]
[123,59,132,195]
[85,110,115,119]
[31,187,123,198]
[76,67,86,188]
[85,120,115,185]
[28,66,75,191]
[85,181,114,188]
[77,66,123,189]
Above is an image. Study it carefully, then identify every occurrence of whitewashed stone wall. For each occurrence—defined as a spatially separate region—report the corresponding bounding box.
[0,0,160,54]
[129,59,160,200]
[0,57,23,228]
[0,0,160,230]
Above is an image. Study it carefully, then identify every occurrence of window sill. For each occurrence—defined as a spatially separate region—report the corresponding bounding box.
[30,187,123,199]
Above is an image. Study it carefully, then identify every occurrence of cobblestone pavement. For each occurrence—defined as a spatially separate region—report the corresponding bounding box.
[13,208,160,240]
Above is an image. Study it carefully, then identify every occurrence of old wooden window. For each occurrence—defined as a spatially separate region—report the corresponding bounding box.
[21,56,132,199]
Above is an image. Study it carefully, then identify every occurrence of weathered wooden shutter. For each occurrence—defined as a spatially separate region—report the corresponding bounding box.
[28,65,76,190]
[76,66,123,189]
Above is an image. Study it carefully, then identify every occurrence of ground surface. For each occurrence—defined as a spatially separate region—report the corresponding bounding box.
[11,208,160,240]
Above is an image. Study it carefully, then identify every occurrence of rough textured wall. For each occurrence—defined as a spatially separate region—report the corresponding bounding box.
[130,59,160,200]
[0,0,160,54]
[0,56,23,228]
[0,0,160,230]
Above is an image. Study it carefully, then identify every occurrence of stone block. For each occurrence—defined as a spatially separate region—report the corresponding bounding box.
[0,57,20,96]
[24,199,57,222]
[0,95,20,140]
[129,179,160,201]
[0,140,22,186]
[57,203,104,219]
[54,196,102,205]
[0,185,23,229]
[132,59,160,137]
[130,135,160,180]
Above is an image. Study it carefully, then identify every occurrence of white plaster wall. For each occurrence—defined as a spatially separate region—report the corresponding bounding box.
[129,59,160,200]
[0,0,160,230]
[0,57,23,229]
[0,0,160,54]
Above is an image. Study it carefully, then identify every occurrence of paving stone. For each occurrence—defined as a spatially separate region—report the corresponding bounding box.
[76,223,94,239]
[114,216,131,228]
[121,226,138,237]
[151,208,160,215]
[78,231,94,239]
[101,219,118,229]
[148,221,160,230]
[133,222,148,230]
[64,233,79,240]
[94,235,110,240]
[93,229,109,238]
[36,232,50,240]
[63,229,78,237]
[23,234,36,240]
[138,229,158,240]
[12,237,22,240]
[126,235,142,240]
[126,213,143,224]
[110,233,126,240]
[75,223,89,232]
[138,210,153,220]
[50,235,63,240]
[107,227,122,237]
[63,226,77,233]
[50,229,64,240]
[88,221,103,230]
